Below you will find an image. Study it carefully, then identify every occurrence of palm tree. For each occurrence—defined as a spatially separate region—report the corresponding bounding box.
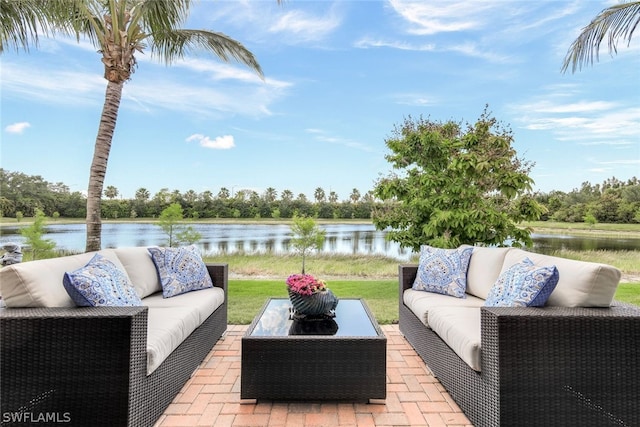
[263,187,278,203]
[2,0,265,251]
[314,187,326,203]
[104,185,119,199]
[562,1,640,73]
[76,0,265,251]
[349,188,361,203]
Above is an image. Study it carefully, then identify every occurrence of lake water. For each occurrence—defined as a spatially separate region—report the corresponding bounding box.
[1,222,639,261]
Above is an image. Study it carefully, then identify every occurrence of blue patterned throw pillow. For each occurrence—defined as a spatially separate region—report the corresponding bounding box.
[63,254,142,307]
[412,246,473,298]
[148,245,213,298]
[485,258,559,307]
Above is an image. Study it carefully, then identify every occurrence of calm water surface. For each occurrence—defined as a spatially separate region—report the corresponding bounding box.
[1,223,639,260]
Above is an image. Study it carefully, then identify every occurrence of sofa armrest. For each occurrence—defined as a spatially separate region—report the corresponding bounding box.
[206,263,228,299]
[399,264,418,292]
[0,306,148,425]
[480,305,640,425]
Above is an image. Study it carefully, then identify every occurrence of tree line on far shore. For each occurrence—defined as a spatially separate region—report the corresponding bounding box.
[1,169,639,224]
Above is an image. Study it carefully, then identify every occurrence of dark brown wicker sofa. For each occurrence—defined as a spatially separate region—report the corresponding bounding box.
[399,246,640,427]
[0,247,228,427]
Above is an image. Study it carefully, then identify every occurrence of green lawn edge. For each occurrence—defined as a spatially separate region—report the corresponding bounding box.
[228,279,639,325]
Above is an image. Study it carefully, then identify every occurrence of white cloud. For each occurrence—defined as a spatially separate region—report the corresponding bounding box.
[305,129,375,153]
[388,0,488,35]
[393,93,437,106]
[2,62,105,107]
[269,9,341,42]
[186,134,235,150]
[354,37,435,51]
[2,59,291,119]
[5,122,31,134]
[512,93,640,147]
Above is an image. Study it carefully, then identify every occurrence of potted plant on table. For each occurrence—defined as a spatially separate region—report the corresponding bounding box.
[286,273,338,319]
[287,215,338,318]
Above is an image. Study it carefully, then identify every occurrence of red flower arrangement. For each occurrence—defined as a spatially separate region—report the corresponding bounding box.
[286,274,327,296]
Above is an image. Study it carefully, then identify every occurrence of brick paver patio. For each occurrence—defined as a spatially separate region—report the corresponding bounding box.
[154,325,473,427]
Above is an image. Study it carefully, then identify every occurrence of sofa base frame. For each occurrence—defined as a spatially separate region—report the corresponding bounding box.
[399,264,640,427]
[1,263,228,427]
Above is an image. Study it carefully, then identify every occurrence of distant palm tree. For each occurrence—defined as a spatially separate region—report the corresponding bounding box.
[314,187,326,203]
[562,1,640,73]
[263,187,278,203]
[104,185,119,199]
[1,0,265,251]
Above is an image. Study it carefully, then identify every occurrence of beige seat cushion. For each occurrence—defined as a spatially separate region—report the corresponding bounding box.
[463,246,513,300]
[146,306,201,375]
[503,249,621,307]
[403,289,484,327]
[143,287,224,325]
[428,306,482,371]
[0,249,127,308]
[113,246,162,298]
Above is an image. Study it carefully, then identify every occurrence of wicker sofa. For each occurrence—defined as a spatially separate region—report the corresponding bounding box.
[399,246,640,427]
[0,247,228,427]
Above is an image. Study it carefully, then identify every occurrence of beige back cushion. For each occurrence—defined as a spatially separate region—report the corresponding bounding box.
[113,246,162,298]
[464,246,514,300]
[0,249,127,308]
[502,249,621,307]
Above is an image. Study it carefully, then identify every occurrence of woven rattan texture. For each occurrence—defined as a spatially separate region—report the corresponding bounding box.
[398,264,640,427]
[241,299,386,401]
[0,263,228,427]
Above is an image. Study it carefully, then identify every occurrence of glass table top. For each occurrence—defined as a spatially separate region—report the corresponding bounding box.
[248,298,380,337]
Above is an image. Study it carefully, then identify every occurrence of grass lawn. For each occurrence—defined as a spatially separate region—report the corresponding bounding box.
[615,283,640,307]
[227,279,639,325]
[229,279,398,324]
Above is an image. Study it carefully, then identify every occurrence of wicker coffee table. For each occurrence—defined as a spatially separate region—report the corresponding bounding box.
[241,298,386,401]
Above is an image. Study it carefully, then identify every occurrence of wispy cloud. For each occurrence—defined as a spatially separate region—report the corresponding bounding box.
[512,94,640,147]
[2,62,105,107]
[2,57,291,119]
[305,128,375,153]
[354,37,435,51]
[388,0,492,35]
[186,134,235,150]
[5,122,31,134]
[392,93,437,107]
[269,9,341,42]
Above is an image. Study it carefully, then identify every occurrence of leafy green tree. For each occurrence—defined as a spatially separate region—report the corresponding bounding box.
[373,108,545,251]
[157,203,201,247]
[584,212,598,228]
[20,208,55,260]
[562,1,640,73]
[290,215,326,274]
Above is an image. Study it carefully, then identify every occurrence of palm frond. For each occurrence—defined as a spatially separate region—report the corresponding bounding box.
[150,29,264,78]
[0,0,71,52]
[562,1,640,73]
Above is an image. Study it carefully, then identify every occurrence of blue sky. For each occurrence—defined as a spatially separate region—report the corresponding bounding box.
[1,0,639,201]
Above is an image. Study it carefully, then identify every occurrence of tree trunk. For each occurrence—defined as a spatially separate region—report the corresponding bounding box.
[85,81,123,252]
